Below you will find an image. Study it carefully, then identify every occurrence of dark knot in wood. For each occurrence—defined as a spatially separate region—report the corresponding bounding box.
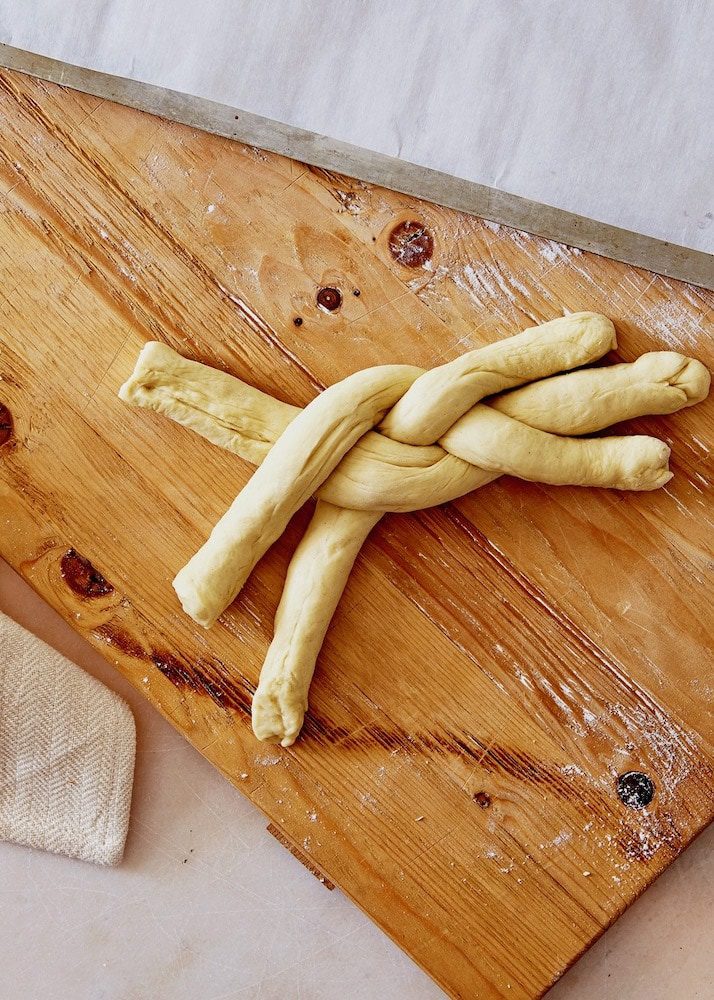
[388,220,434,268]
[316,286,343,312]
[60,548,114,598]
[0,403,13,446]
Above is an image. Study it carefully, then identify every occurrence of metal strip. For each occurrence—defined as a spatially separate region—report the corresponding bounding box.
[1,42,712,290]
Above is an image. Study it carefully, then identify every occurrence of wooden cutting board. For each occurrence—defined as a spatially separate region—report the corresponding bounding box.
[1,68,712,1000]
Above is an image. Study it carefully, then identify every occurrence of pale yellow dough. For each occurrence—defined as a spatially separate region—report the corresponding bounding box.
[119,313,710,746]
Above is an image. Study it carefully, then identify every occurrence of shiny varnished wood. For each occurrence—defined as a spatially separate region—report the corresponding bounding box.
[0,69,712,1000]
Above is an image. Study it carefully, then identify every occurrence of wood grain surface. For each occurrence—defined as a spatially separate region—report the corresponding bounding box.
[0,68,712,1000]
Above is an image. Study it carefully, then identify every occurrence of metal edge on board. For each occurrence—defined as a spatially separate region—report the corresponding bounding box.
[1,42,712,290]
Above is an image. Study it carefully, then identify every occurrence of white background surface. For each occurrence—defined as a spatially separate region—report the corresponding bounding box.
[0,0,712,253]
[0,562,440,1000]
[2,559,713,999]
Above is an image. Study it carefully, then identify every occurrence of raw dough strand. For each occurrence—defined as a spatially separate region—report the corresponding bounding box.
[251,503,380,745]
[248,356,698,744]
[172,364,421,626]
[170,313,618,627]
[441,406,671,490]
[119,343,709,513]
[118,320,711,747]
[118,339,297,465]
[380,310,616,443]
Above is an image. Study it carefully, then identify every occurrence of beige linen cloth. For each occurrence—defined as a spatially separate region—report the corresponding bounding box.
[0,611,135,865]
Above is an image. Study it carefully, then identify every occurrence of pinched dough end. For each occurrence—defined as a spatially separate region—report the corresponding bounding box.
[631,351,710,407]
[667,355,710,406]
[117,341,172,404]
[619,437,672,490]
[252,684,306,747]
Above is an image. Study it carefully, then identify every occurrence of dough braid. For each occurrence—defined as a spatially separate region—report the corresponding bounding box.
[119,313,710,746]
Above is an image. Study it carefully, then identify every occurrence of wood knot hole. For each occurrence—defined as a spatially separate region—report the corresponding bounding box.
[617,771,655,809]
[0,403,13,446]
[60,548,114,598]
[388,220,434,268]
[316,287,342,312]
[473,791,491,808]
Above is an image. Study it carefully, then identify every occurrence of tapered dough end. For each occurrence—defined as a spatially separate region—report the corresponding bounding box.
[568,311,617,352]
[172,565,220,629]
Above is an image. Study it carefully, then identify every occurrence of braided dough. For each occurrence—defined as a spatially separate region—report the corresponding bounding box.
[119,313,710,746]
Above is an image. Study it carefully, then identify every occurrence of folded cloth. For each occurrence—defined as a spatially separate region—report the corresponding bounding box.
[0,611,135,865]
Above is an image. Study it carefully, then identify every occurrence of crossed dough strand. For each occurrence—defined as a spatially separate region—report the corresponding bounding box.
[171,313,621,627]
[120,314,709,745]
[247,348,703,744]
[122,340,706,513]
